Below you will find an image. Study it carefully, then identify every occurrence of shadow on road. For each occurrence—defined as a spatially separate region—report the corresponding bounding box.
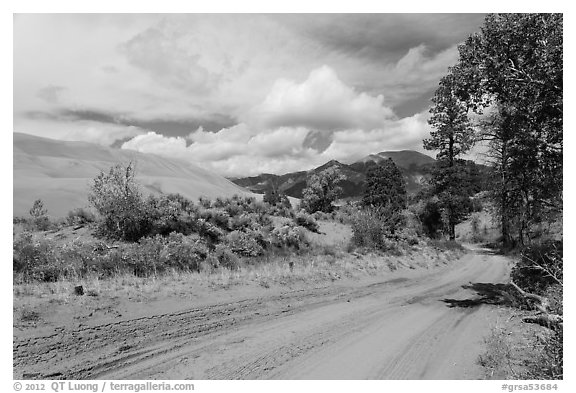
[442,282,517,308]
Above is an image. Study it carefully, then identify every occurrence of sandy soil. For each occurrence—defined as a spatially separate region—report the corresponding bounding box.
[13,133,252,217]
[13,246,513,380]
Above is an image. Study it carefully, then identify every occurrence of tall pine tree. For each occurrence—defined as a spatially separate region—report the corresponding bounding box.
[424,71,475,240]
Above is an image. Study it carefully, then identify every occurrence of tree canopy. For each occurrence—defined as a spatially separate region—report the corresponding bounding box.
[452,13,563,245]
[302,167,345,213]
[362,158,406,214]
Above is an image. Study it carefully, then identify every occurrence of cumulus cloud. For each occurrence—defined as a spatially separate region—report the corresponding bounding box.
[15,14,478,177]
[248,66,395,131]
[121,112,434,177]
[120,66,435,177]
[119,130,188,157]
[321,111,433,162]
[122,125,318,176]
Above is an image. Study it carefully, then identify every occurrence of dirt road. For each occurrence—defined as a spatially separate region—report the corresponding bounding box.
[14,247,512,380]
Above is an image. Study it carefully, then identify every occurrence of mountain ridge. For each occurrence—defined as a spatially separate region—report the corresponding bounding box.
[231,150,437,199]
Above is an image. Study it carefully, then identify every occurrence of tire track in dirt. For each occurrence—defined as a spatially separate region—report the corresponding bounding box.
[14,248,510,380]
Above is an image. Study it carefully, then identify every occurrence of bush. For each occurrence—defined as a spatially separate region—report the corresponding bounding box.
[13,233,94,282]
[146,194,200,236]
[225,230,265,257]
[263,188,281,206]
[350,208,403,251]
[29,199,48,218]
[20,199,53,231]
[511,240,563,295]
[417,199,444,238]
[270,224,309,250]
[110,234,210,277]
[161,233,208,272]
[198,208,230,230]
[208,244,240,270]
[88,162,153,241]
[197,220,225,244]
[294,212,320,233]
[67,208,96,226]
[229,213,253,231]
[14,232,54,281]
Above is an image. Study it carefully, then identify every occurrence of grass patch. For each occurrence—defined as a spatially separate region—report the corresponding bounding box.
[479,312,563,380]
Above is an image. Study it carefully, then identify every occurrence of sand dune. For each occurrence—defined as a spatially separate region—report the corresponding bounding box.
[13,133,252,217]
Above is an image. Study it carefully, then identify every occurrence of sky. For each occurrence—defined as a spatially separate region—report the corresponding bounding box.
[13,13,487,177]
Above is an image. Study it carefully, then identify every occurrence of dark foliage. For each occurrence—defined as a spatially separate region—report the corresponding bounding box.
[362,158,407,214]
[511,240,562,296]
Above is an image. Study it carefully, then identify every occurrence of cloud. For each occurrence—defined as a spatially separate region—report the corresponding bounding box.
[121,111,434,177]
[321,111,433,162]
[120,66,435,177]
[121,25,217,94]
[248,65,395,131]
[15,14,484,177]
[15,116,148,147]
[63,123,147,146]
[274,14,485,64]
[36,85,67,104]
[122,125,317,176]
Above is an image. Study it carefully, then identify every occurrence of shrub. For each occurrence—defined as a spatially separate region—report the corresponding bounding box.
[511,240,562,295]
[294,212,320,233]
[161,232,208,272]
[198,196,212,209]
[229,213,253,231]
[350,208,403,251]
[208,244,240,270]
[279,194,292,210]
[13,232,51,281]
[25,199,52,231]
[225,230,265,257]
[198,208,230,230]
[270,224,308,250]
[29,199,48,218]
[13,233,92,282]
[120,234,210,277]
[88,162,153,241]
[417,198,444,238]
[197,220,225,244]
[147,194,199,236]
[263,187,281,205]
[67,208,96,226]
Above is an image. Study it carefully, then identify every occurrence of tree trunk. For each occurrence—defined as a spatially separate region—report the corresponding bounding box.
[509,281,563,331]
[501,199,512,248]
[448,134,455,241]
[500,138,513,248]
